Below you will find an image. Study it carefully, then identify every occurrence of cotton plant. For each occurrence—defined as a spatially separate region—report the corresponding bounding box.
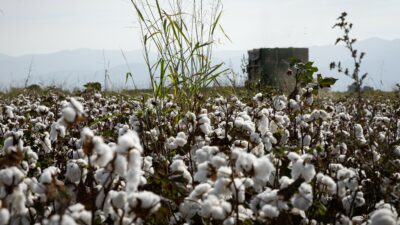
[1,88,400,225]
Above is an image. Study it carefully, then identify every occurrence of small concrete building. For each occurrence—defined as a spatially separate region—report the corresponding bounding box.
[247,48,309,91]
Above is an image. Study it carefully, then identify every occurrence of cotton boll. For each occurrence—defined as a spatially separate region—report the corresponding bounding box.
[7,187,28,214]
[289,99,300,111]
[258,115,270,136]
[250,188,288,212]
[180,198,201,219]
[111,191,127,209]
[40,166,59,184]
[316,173,337,195]
[342,192,365,214]
[117,130,143,153]
[302,135,311,147]
[200,195,231,220]
[196,146,219,164]
[70,97,84,114]
[170,159,192,183]
[230,178,245,203]
[260,204,279,218]
[0,208,10,225]
[288,152,301,162]
[128,191,161,215]
[273,95,287,111]
[291,155,316,182]
[81,127,94,145]
[143,156,154,175]
[126,167,143,192]
[235,152,256,173]
[94,169,113,186]
[250,132,261,144]
[65,161,81,183]
[0,167,25,186]
[189,183,212,200]
[223,217,235,225]
[175,132,187,147]
[211,155,227,169]
[194,162,209,182]
[354,124,366,143]
[62,107,77,123]
[49,214,77,225]
[91,137,113,167]
[279,176,294,189]
[213,177,232,198]
[292,183,313,211]
[370,208,397,225]
[253,156,275,182]
[393,146,400,157]
[166,137,178,150]
[118,125,130,137]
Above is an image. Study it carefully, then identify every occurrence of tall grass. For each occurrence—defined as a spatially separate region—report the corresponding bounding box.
[130,0,229,111]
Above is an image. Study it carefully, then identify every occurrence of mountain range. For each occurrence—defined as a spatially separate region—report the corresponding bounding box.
[0,37,399,91]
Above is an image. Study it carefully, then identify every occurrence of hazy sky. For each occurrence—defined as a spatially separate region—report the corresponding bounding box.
[0,0,400,56]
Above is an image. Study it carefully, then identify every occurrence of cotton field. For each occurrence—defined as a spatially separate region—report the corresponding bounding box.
[0,90,399,225]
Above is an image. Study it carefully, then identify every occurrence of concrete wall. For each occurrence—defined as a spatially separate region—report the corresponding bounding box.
[247,48,309,91]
